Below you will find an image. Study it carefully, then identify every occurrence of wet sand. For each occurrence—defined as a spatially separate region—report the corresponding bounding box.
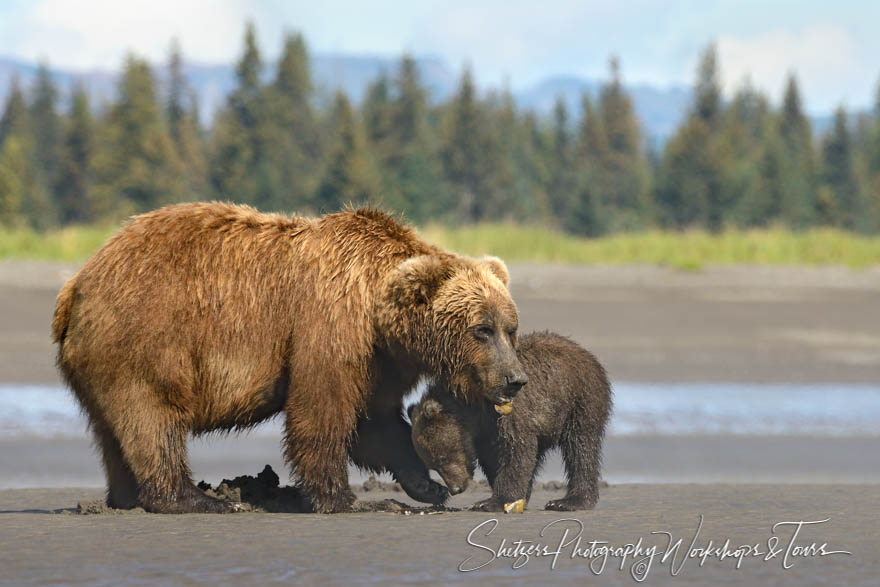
[4,434,880,490]
[2,261,880,385]
[0,484,875,584]
[1,261,879,584]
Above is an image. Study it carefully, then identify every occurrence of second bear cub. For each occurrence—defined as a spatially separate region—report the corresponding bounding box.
[409,332,612,511]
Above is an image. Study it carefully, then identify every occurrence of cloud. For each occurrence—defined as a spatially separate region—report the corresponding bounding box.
[0,0,278,70]
[717,24,868,112]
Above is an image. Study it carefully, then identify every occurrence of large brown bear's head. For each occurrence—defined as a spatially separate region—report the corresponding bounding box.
[408,396,475,495]
[381,254,528,407]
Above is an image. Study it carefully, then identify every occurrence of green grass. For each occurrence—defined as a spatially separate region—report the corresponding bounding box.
[2,222,879,268]
[0,225,116,262]
[420,224,880,269]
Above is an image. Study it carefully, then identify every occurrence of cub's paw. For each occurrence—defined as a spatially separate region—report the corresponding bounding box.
[398,475,449,505]
[544,497,593,512]
[469,497,507,512]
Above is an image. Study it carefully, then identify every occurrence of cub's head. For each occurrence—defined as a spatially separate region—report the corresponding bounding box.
[408,396,475,495]
[383,255,527,407]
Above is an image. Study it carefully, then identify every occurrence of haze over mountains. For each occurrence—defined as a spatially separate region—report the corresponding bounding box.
[0,53,694,142]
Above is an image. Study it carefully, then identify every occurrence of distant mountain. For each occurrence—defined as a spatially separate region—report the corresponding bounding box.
[1,54,692,142]
[514,75,692,143]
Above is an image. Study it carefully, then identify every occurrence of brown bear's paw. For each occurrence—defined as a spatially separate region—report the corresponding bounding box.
[397,474,449,505]
[310,487,358,514]
[544,496,594,512]
[469,497,508,512]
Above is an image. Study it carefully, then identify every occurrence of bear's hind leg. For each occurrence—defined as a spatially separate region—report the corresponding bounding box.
[90,418,138,509]
[102,385,233,514]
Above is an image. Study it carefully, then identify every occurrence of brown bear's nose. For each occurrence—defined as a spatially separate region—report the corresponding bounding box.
[504,372,528,396]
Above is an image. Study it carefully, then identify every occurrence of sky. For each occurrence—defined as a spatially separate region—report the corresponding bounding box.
[0,0,878,114]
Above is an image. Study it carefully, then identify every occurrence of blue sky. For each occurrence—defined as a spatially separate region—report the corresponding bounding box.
[0,0,878,114]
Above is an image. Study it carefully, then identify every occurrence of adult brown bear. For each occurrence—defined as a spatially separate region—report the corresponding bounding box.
[52,203,527,513]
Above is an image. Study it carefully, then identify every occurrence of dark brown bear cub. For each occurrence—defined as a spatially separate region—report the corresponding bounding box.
[410,332,612,511]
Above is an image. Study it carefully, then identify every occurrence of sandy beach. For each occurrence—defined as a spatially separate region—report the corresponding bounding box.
[1,260,878,584]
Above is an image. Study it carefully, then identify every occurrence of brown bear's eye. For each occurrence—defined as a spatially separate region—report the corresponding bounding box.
[473,325,493,341]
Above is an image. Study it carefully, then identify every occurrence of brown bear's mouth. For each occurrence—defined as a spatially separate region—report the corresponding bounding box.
[494,399,513,415]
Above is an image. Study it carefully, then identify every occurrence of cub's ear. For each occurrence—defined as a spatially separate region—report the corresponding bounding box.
[407,403,417,422]
[420,398,443,419]
[480,255,510,287]
[390,255,461,307]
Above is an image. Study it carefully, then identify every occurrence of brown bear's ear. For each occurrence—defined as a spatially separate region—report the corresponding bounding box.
[391,255,461,307]
[480,255,510,287]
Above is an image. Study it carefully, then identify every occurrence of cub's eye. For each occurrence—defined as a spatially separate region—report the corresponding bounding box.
[473,325,494,341]
[437,455,448,466]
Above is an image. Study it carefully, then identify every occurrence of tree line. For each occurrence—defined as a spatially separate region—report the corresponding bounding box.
[1,23,879,235]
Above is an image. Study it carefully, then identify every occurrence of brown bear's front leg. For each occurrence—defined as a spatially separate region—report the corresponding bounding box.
[350,413,448,505]
[283,369,361,513]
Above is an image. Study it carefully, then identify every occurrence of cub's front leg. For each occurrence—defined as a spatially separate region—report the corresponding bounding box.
[470,436,538,511]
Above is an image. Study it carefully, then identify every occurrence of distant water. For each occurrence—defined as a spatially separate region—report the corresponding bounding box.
[2,383,879,439]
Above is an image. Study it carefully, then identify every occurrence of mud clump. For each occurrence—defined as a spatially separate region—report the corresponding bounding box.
[74,466,466,515]
[198,465,311,513]
[359,475,402,493]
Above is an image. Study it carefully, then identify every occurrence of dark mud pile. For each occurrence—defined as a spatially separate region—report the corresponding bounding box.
[197,466,455,514]
[74,465,603,515]
[197,465,309,512]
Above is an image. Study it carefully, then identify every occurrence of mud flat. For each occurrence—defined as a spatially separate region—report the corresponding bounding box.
[2,261,879,385]
[0,483,875,584]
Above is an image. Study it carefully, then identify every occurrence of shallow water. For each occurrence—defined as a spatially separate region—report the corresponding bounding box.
[3,382,879,440]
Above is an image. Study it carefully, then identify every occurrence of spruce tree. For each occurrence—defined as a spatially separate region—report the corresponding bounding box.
[0,136,26,226]
[92,54,184,215]
[165,40,209,201]
[386,55,452,222]
[362,74,394,159]
[211,22,268,206]
[315,92,381,212]
[0,78,29,226]
[694,44,722,129]
[596,56,652,229]
[441,66,496,222]
[55,87,94,224]
[166,39,186,144]
[547,95,575,221]
[29,63,62,192]
[777,75,816,227]
[820,107,859,228]
[721,83,770,226]
[266,32,317,210]
[657,44,725,230]
[0,77,28,146]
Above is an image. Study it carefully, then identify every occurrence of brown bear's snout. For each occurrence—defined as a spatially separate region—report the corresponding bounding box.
[504,371,528,397]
